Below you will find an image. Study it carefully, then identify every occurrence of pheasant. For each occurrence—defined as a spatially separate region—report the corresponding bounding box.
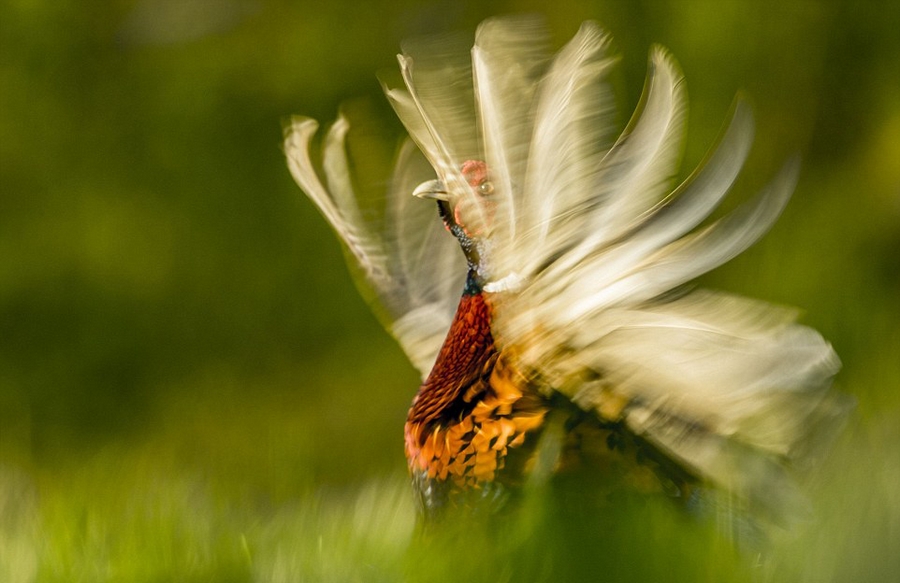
[284,17,847,523]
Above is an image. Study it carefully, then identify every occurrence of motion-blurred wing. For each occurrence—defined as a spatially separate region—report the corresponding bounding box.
[284,116,466,378]
[382,31,491,237]
[452,18,847,510]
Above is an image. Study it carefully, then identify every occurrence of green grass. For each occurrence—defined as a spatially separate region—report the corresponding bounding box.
[4,436,899,583]
[2,347,898,582]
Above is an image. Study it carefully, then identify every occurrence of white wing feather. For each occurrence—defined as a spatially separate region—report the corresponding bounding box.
[284,117,466,377]
[386,35,490,235]
[472,14,552,243]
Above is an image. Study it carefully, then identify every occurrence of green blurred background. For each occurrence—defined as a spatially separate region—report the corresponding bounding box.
[1,0,898,581]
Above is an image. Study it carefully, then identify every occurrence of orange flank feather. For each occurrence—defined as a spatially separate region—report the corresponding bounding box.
[404,286,547,489]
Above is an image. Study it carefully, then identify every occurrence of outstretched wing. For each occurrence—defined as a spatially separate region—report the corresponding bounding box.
[483,23,846,515]
[284,116,466,378]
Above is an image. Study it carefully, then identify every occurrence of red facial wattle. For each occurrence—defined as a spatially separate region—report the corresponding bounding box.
[452,160,494,239]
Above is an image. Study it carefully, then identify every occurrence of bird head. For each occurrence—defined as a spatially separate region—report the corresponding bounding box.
[413,159,495,273]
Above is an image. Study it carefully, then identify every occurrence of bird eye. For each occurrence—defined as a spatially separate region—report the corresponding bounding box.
[479,181,494,196]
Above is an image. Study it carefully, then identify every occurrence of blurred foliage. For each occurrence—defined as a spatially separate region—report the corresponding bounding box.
[1,0,898,581]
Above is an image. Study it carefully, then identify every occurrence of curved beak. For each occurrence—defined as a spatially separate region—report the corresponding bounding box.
[412,178,449,201]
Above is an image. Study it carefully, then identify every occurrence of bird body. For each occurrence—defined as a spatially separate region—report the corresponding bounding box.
[403,272,548,509]
[285,16,848,524]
